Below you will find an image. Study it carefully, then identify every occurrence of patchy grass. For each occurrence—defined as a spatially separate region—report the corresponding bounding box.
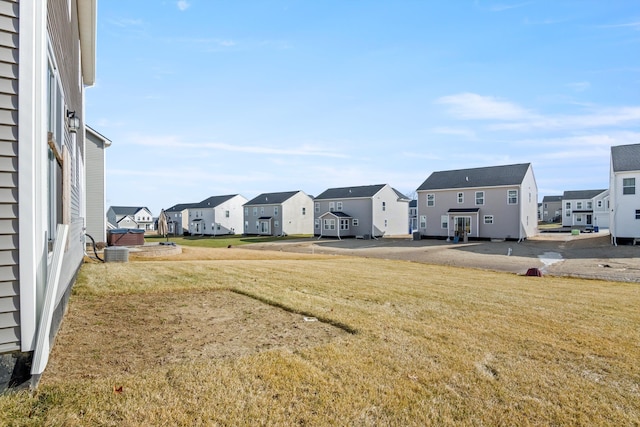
[145,234,312,248]
[1,248,639,426]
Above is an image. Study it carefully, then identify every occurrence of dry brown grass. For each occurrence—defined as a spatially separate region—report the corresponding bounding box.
[1,247,639,426]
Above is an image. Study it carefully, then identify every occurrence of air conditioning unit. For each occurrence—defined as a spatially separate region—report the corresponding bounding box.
[104,247,129,263]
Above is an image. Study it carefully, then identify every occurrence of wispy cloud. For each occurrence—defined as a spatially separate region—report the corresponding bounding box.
[431,126,478,140]
[566,81,590,92]
[435,93,535,121]
[489,2,532,12]
[438,92,640,132]
[127,135,349,159]
[108,18,145,28]
[598,21,640,30]
[177,1,190,12]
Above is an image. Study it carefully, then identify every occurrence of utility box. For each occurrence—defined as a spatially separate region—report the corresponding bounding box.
[412,231,421,241]
[104,247,129,263]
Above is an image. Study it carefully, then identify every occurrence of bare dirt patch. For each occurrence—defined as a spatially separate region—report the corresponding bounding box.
[43,290,349,382]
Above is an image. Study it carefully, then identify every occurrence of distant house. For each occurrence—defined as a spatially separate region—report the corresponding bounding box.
[610,143,640,244]
[314,184,410,238]
[164,203,197,236]
[409,200,418,232]
[188,195,247,236]
[561,190,609,229]
[243,191,313,236]
[541,195,563,223]
[0,1,97,390]
[107,206,155,231]
[416,163,538,241]
[85,126,112,244]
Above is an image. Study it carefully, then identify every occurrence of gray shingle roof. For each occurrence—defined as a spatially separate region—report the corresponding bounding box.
[417,163,531,191]
[194,195,237,209]
[315,184,386,200]
[563,189,607,200]
[542,195,563,203]
[165,203,199,213]
[392,188,411,201]
[109,206,150,216]
[245,191,301,206]
[611,143,640,172]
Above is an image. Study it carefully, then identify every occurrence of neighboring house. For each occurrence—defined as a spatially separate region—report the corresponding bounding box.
[610,143,640,244]
[165,203,198,236]
[313,184,410,238]
[541,195,563,223]
[0,1,97,390]
[409,200,418,232]
[85,126,111,244]
[416,163,538,241]
[188,195,247,236]
[561,189,610,229]
[106,206,155,231]
[243,191,313,236]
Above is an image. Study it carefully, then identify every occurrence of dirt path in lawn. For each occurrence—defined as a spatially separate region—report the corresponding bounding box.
[44,290,349,381]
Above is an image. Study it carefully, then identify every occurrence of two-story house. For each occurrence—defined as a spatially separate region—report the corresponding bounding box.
[106,206,154,231]
[409,200,418,232]
[314,184,410,238]
[416,163,538,241]
[243,191,313,236]
[0,0,97,390]
[188,194,247,236]
[541,195,562,223]
[84,126,111,245]
[164,203,197,236]
[610,143,640,244]
[561,190,609,229]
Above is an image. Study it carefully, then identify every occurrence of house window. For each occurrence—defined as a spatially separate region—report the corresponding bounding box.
[576,216,582,223]
[384,219,388,227]
[507,190,518,205]
[340,219,349,230]
[336,201,343,211]
[623,178,636,195]
[576,202,583,210]
[382,202,386,211]
[274,220,279,228]
[441,215,448,229]
[315,219,319,229]
[260,207,265,215]
[566,202,571,210]
[274,207,278,216]
[484,215,494,224]
[427,194,435,207]
[244,207,248,216]
[302,207,306,215]
[225,210,230,218]
[566,210,571,217]
[475,191,485,206]
[636,210,640,220]
[324,219,335,230]
[244,221,249,229]
[315,202,320,213]
[420,215,426,229]
[329,202,335,212]
[255,221,259,230]
[253,207,257,216]
[457,192,464,204]
[544,203,548,209]
[597,200,603,208]
[352,219,359,226]
[586,201,592,210]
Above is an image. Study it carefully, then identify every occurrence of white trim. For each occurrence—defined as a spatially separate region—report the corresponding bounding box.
[18,1,48,352]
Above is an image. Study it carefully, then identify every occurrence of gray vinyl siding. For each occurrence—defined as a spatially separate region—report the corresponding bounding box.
[315,199,372,237]
[85,131,107,243]
[0,0,19,351]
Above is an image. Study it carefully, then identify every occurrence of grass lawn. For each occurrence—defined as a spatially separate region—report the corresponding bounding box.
[1,247,638,425]
[144,234,312,248]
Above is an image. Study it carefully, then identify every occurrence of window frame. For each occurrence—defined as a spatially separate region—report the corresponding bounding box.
[507,190,518,205]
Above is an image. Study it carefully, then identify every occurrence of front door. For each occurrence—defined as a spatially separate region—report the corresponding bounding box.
[454,216,471,237]
[586,214,593,225]
[260,220,270,234]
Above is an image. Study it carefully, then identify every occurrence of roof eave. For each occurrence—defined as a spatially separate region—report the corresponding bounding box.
[77,0,97,86]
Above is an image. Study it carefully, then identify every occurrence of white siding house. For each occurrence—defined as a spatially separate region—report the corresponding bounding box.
[416,163,538,241]
[0,0,97,390]
[85,126,111,244]
[107,206,154,231]
[188,195,247,236]
[610,143,640,244]
[561,189,609,229]
[243,191,314,236]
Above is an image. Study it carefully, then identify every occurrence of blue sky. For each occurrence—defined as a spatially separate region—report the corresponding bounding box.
[87,0,640,216]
